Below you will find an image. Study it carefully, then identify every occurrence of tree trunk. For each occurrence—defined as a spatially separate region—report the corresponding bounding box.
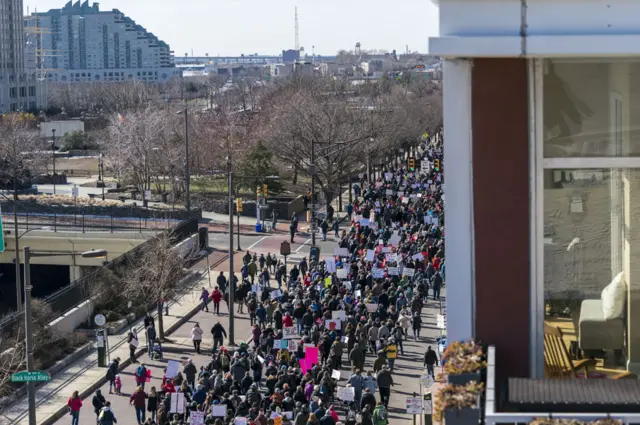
[157,301,165,340]
[292,166,298,185]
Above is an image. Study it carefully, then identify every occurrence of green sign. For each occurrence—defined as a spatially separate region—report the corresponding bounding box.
[10,370,51,383]
[0,204,4,253]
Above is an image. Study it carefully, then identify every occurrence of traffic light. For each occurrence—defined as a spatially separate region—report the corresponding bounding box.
[408,158,415,171]
[236,198,243,213]
[256,186,262,197]
[263,184,268,198]
[435,159,440,172]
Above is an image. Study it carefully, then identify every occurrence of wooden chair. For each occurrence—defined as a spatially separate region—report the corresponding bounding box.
[544,321,635,379]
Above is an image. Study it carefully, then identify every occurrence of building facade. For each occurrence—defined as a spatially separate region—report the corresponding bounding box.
[430,0,640,384]
[27,1,180,83]
[0,0,45,112]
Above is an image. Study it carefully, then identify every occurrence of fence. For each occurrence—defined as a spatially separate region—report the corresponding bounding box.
[2,211,183,233]
[0,216,200,332]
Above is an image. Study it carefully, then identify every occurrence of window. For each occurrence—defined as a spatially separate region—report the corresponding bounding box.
[541,59,640,377]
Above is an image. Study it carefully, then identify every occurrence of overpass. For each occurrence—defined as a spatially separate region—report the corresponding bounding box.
[0,230,152,280]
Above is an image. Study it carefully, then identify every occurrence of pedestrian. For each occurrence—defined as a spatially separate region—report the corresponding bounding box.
[200,287,210,312]
[375,366,394,407]
[105,357,120,394]
[92,389,106,424]
[372,401,389,425]
[67,390,82,425]
[183,358,197,389]
[98,401,117,425]
[211,286,223,315]
[271,210,278,230]
[129,386,148,425]
[216,271,227,295]
[320,219,329,241]
[191,322,203,354]
[145,324,156,359]
[127,330,139,363]
[332,219,340,238]
[134,363,147,390]
[114,374,122,395]
[211,321,227,351]
[412,311,423,339]
[146,387,159,423]
[424,345,438,379]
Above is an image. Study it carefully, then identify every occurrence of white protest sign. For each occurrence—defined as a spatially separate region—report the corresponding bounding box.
[437,314,446,329]
[403,268,415,277]
[406,397,422,414]
[190,411,205,425]
[325,319,341,330]
[381,247,391,253]
[336,268,348,279]
[387,267,399,276]
[421,374,434,388]
[337,386,355,401]
[284,412,294,419]
[211,405,227,417]
[385,253,397,262]
[355,290,362,298]
[412,253,424,261]
[386,189,394,196]
[332,310,346,321]
[270,289,283,300]
[365,303,378,313]
[359,219,370,227]
[257,355,265,363]
[331,369,341,380]
[288,339,298,351]
[282,326,297,339]
[384,173,393,181]
[326,258,336,273]
[165,360,181,379]
[234,419,248,425]
[365,250,375,262]
[170,392,185,413]
[372,268,384,279]
[334,247,349,257]
[274,339,282,349]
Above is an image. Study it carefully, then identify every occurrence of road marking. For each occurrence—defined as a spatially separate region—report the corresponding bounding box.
[246,236,269,251]
[295,238,312,253]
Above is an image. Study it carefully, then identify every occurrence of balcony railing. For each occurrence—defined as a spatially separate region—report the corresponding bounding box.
[485,346,640,425]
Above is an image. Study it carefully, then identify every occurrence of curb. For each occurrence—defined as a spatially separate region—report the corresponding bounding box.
[40,300,205,425]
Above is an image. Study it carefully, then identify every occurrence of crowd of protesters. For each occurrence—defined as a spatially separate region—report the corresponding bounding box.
[74,137,445,425]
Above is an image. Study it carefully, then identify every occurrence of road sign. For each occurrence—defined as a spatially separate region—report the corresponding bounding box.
[94,314,106,326]
[0,204,4,253]
[421,374,434,388]
[11,370,50,383]
[144,190,151,201]
[437,314,446,329]
[71,185,79,198]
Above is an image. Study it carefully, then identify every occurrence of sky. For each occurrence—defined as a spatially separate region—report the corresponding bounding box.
[26,0,440,57]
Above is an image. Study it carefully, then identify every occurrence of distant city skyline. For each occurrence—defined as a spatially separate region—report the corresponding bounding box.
[26,0,439,57]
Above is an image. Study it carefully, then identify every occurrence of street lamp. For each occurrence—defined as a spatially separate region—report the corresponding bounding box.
[176,106,191,212]
[51,129,56,195]
[23,247,107,425]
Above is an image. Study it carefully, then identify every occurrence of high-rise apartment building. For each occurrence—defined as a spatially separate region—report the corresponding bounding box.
[0,0,46,112]
[28,1,181,83]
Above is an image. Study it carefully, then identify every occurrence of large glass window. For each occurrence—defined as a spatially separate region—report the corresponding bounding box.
[543,59,640,376]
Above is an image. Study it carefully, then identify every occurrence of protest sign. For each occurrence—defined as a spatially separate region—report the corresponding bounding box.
[332,369,341,380]
[337,387,355,401]
[282,326,297,339]
[190,411,205,425]
[165,360,181,379]
[381,247,391,253]
[359,219,370,227]
[372,268,385,278]
[403,268,415,277]
[284,412,294,419]
[387,267,399,276]
[234,419,248,425]
[288,340,298,351]
[386,189,394,196]
[325,319,341,330]
[412,252,424,261]
[365,250,375,262]
[211,405,226,417]
[334,247,349,257]
[274,339,282,349]
[366,303,378,313]
[326,258,336,273]
[257,355,265,363]
[406,397,422,414]
[336,268,348,279]
[385,253,397,262]
[170,393,185,413]
[270,289,282,300]
[331,310,346,321]
[355,290,362,298]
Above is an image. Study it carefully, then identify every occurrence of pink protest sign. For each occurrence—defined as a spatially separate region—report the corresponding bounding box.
[299,359,308,374]
[305,346,319,365]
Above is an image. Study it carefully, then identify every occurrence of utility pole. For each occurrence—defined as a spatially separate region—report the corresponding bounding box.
[12,178,22,312]
[51,129,56,195]
[227,154,235,345]
[310,138,316,246]
[23,247,36,425]
[184,103,191,212]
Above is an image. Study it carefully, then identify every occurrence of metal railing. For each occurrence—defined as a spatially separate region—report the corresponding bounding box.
[484,345,640,425]
[0,216,199,332]
[2,211,183,233]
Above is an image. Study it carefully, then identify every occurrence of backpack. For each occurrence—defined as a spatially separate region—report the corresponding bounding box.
[135,365,146,378]
[99,408,114,422]
[373,406,388,425]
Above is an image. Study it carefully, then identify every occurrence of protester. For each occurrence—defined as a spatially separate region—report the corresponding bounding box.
[68,390,83,425]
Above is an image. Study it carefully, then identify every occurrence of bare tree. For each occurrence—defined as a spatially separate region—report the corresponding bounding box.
[121,233,191,340]
[0,113,44,197]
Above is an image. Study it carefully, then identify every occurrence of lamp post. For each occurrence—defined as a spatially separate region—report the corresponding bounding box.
[23,247,107,425]
[51,129,56,195]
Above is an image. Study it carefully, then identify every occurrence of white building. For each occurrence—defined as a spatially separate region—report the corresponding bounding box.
[27,1,180,83]
[0,0,46,112]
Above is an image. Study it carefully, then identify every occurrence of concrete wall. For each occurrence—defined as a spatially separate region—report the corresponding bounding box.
[41,120,84,138]
[48,297,94,335]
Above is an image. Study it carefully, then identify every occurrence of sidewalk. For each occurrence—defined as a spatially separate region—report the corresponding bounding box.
[1,271,215,425]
